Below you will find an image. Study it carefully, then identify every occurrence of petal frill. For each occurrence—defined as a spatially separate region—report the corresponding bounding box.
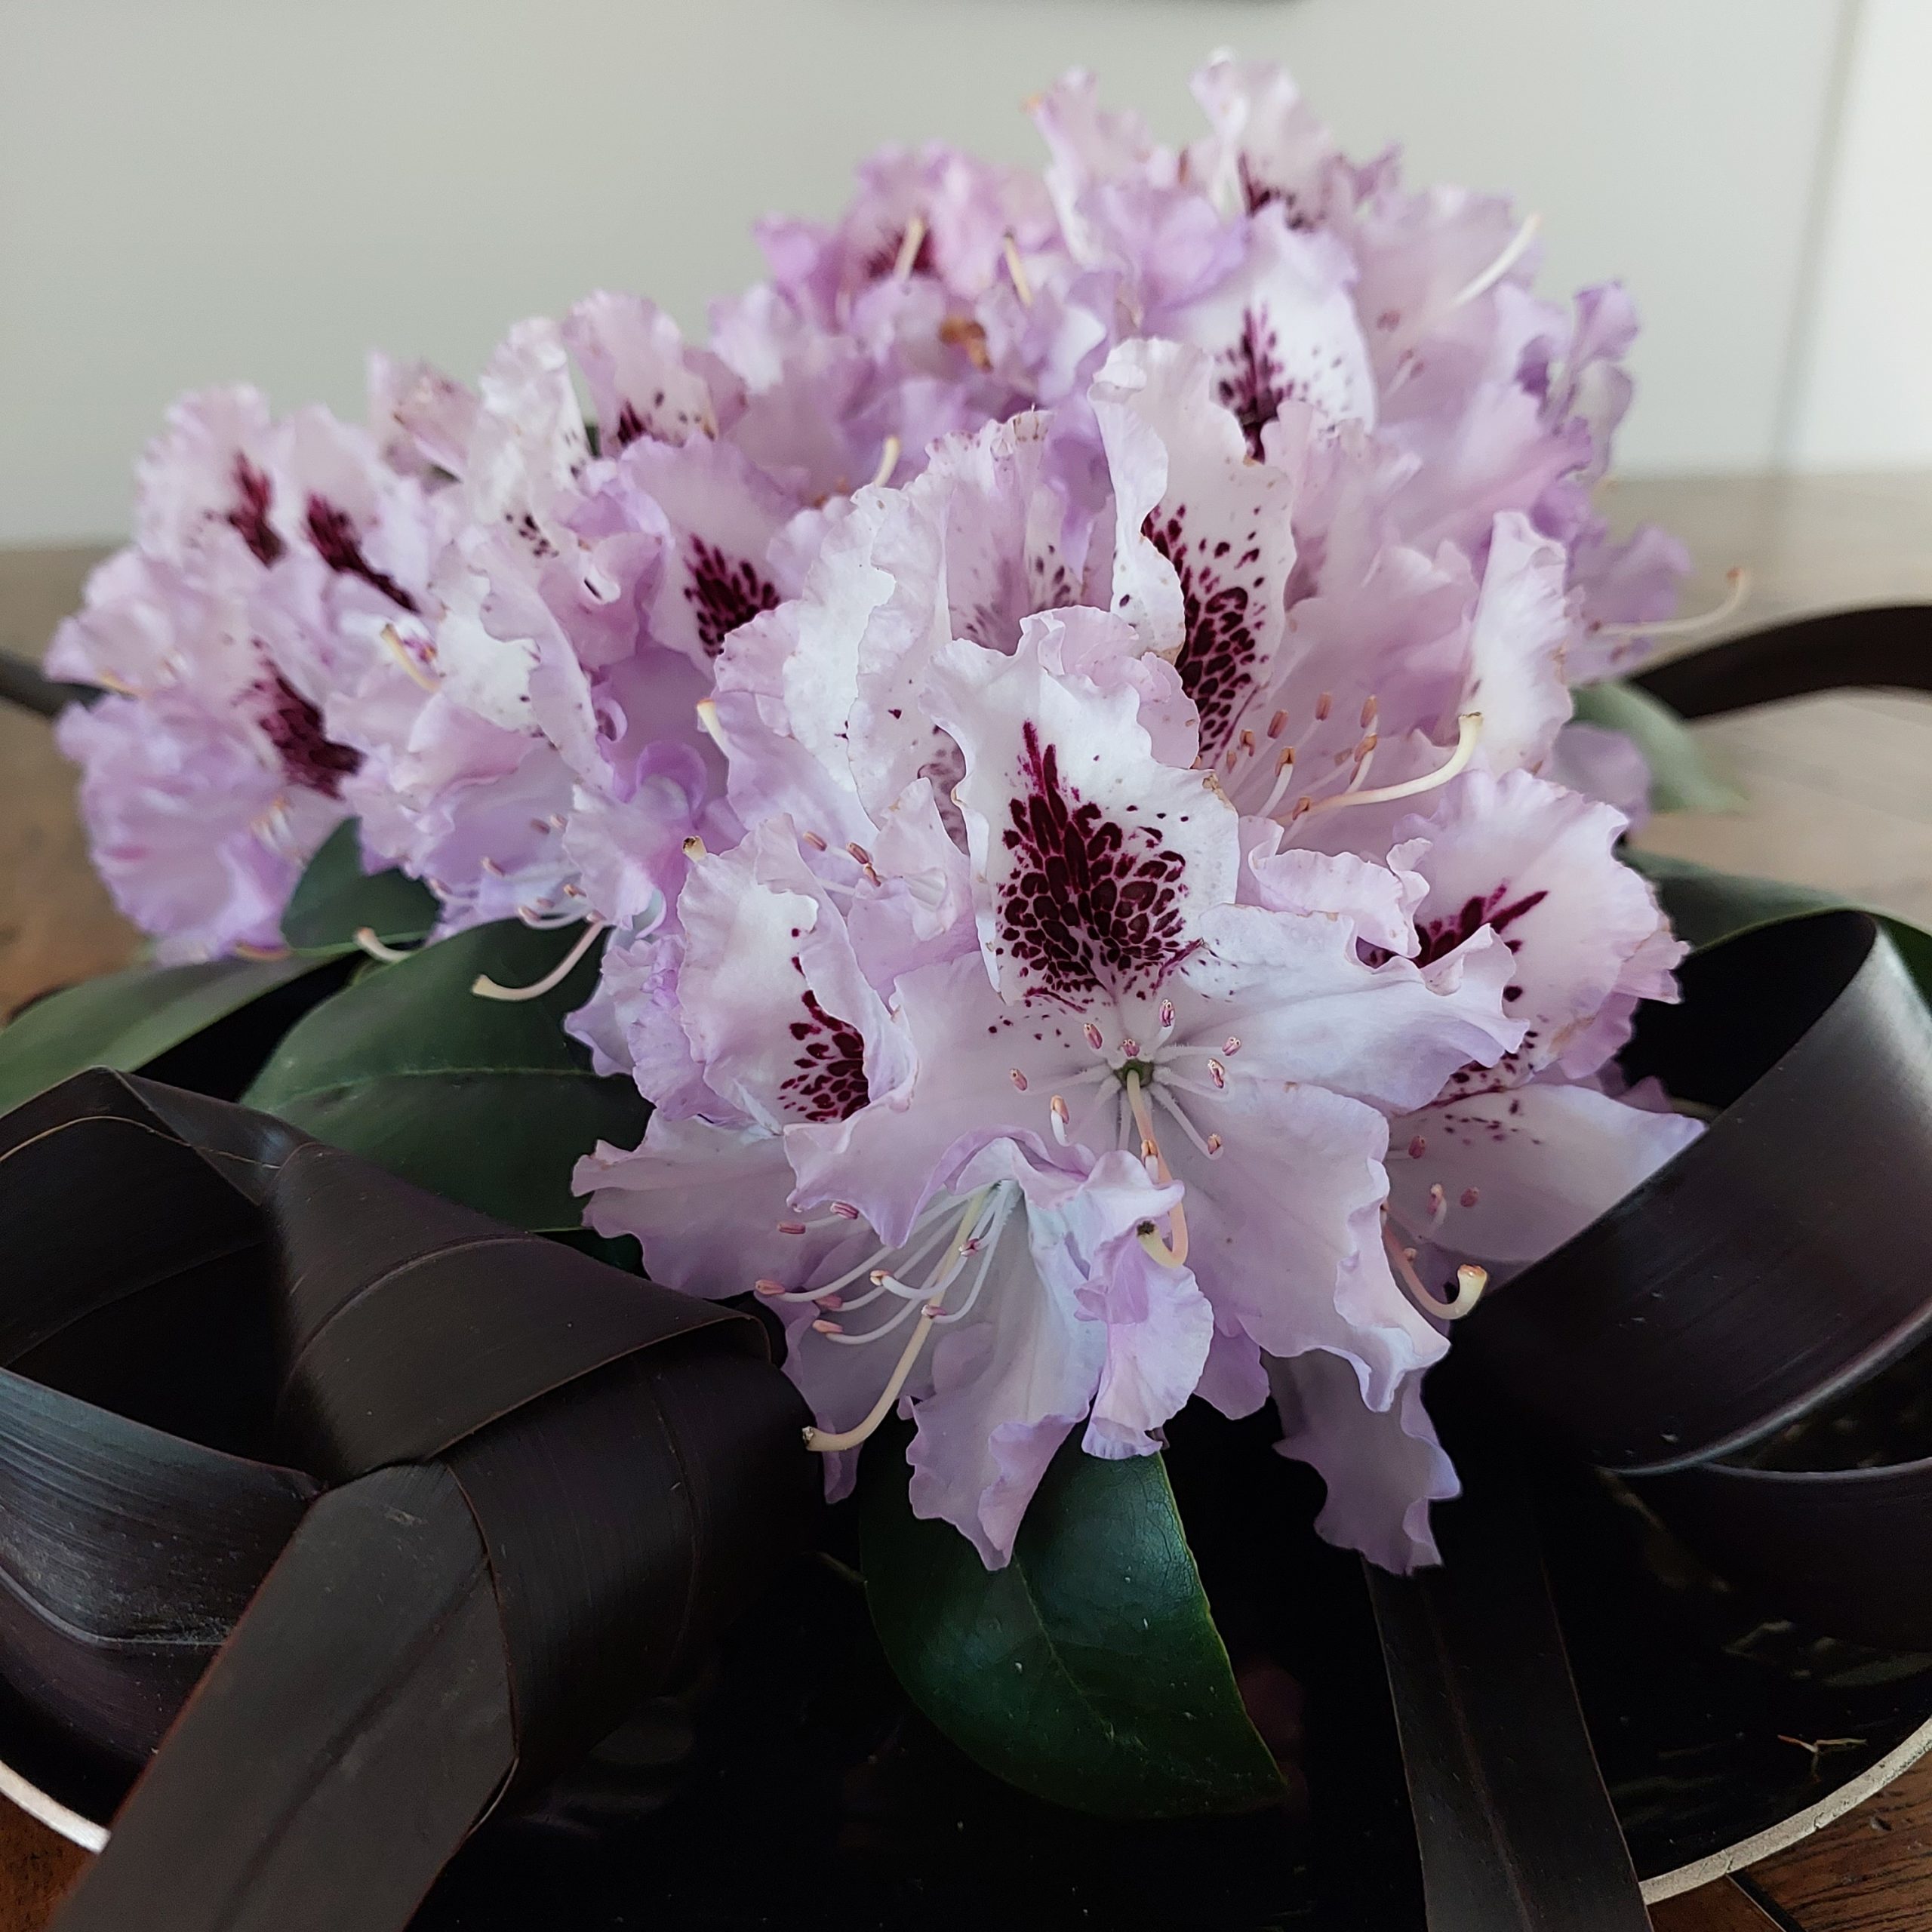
[1161,1076,1443,1402]
[1394,766,1683,1088]
[1269,1351,1459,1571]
[784,950,1084,1246]
[1183,902,1519,1113]
[675,820,912,1130]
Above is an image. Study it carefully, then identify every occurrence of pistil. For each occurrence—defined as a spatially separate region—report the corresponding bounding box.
[1124,1069,1190,1267]
[471,916,609,1001]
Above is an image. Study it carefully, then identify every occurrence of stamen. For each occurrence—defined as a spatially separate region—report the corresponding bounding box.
[480,857,504,877]
[1222,1036,1241,1057]
[233,941,291,962]
[1084,1021,1105,1052]
[800,829,828,851]
[694,697,728,753]
[1119,1037,1140,1059]
[380,623,439,692]
[933,1189,1018,1326]
[1010,1069,1029,1091]
[472,916,608,1001]
[891,216,928,282]
[1158,999,1177,1036]
[1427,1183,1447,1223]
[869,437,902,491]
[1452,211,1541,307]
[1151,1084,1221,1163]
[682,835,706,860]
[1343,733,1380,793]
[354,927,416,964]
[1258,745,1300,817]
[1315,691,1333,721]
[1049,1094,1072,1144]
[804,1189,995,1453]
[777,1222,808,1235]
[1267,709,1290,739]
[1206,1058,1227,1090]
[1300,712,1481,819]
[518,902,589,928]
[1592,567,1748,640]
[1360,695,1379,729]
[1002,235,1034,306]
[811,1318,843,1335]
[831,1201,861,1220]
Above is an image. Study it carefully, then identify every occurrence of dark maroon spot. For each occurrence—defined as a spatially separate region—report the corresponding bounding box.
[685,537,780,657]
[226,457,284,566]
[1216,308,1294,459]
[780,977,869,1122]
[255,672,360,798]
[613,401,648,449]
[1238,159,1315,229]
[1143,506,1264,764]
[997,721,1189,1004]
[304,498,419,612]
[1414,885,1549,969]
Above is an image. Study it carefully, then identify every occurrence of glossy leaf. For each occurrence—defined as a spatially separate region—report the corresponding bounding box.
[1629,848,1932,990]
[242,920,646,1230]
[0,955,322,1117]
[1570,680,1745,814]
[279,817,437,958]
[860,1432,1284,1819]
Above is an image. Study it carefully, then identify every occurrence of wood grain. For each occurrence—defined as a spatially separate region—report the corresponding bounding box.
[1,474,1930,1928]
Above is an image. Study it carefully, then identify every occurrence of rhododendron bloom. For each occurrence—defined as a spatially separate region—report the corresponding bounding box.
[47,54,1709,1578]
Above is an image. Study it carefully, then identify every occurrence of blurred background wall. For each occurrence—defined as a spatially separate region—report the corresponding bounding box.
[1,0,1920,543]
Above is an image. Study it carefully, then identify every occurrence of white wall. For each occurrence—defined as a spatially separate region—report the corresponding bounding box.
[1786,0,1932,468]
[0,0,1860,541]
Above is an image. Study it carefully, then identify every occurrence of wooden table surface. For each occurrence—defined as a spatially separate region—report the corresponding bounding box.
[2,472,1930,1928]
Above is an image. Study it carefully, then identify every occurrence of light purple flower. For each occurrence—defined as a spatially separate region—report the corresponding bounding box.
[578,614,1525,1564]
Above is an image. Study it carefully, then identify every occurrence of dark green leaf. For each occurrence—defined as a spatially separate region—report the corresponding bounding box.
[1571,681,1746,814]
[279,818,437,958]
[241,921,647,1230]
[860,1430,1284,1819]
[0,955,321,1117]
[1629,848,1932,992]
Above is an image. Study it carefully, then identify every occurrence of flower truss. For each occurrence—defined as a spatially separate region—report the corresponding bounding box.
[55,57,1713,1569]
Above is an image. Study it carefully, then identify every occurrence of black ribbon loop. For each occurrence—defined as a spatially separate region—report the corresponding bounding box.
[0,1068,818,1932]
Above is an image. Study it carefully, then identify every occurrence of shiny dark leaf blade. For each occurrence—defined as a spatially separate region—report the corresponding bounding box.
[0,955,325,1117]
[241,920,645,1229]
[279,818,437,958]
[1570,680,1744,814]
[860,1432,1283,1820]
[1629,848,1932,989]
